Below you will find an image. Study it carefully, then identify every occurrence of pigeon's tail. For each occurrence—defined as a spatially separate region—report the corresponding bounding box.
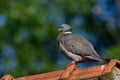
[85,55,110,62]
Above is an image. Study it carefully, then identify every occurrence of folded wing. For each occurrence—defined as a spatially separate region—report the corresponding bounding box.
[63,34,98,57]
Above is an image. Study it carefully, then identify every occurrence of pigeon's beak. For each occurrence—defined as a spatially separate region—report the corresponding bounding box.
[58,27,62,31]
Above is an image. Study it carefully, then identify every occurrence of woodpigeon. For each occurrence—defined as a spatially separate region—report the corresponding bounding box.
[57,24,110,64]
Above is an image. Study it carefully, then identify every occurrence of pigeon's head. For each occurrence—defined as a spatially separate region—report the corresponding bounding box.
[58,24,72,32]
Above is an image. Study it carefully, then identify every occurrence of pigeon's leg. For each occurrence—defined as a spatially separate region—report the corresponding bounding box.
[66,60,79,70]
[71,61,79,69]
[65,61,77,70]
[66,61,76,67]
[71,60,76,64]
[65,60,79,69]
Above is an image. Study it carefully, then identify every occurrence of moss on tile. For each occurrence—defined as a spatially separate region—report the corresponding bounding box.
[80,72,114,80]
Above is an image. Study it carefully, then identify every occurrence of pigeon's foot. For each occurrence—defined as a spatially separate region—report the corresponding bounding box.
[65,61,77,69]
[71,61,76,64]
[66,63,75,68]
[70,61,79,70]
[65,63,76,72]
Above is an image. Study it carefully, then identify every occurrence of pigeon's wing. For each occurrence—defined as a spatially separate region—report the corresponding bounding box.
[63,34,97,57]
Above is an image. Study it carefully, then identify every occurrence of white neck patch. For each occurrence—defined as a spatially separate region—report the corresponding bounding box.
[63,31,72,34]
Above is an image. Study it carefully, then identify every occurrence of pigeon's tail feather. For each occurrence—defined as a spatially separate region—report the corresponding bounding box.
[85,55,110,62]
[92,55,110,62]
[92,52,110,62]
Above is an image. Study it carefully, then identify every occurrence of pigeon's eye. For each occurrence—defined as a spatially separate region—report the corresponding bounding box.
[60,26,64,28]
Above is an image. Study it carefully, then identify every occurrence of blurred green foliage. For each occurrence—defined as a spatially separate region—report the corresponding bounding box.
[0,0,96,77]
[0,0,120,78]
[107,43,120,60]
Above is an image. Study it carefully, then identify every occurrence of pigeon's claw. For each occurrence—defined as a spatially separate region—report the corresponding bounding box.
[71,61,76,64]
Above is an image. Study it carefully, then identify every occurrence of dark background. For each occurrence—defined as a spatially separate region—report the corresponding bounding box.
[0,0,120,78]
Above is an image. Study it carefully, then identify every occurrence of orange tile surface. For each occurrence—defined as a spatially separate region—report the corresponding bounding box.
[1,59,119,80]
[60,63,76,79]
[17,70,64,80]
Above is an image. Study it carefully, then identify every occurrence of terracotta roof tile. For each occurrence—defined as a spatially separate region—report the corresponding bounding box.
[1,59,119,80]
[60,63,76,79]
[17,70,64,80]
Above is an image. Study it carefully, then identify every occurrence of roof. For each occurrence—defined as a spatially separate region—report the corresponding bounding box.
[1,59,120,80]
